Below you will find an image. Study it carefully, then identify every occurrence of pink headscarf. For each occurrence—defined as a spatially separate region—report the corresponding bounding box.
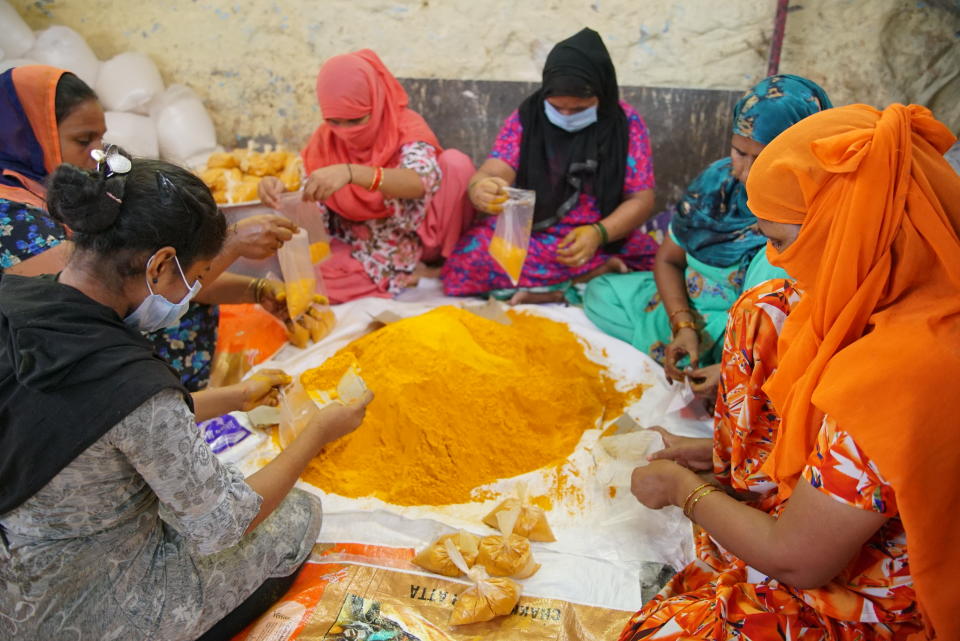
[301,49,440,221]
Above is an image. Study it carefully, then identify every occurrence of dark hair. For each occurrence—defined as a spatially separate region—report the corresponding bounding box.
[47,154,226,276]
[54,72,98,123]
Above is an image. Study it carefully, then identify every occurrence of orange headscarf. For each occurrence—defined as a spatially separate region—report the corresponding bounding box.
[0,65,66,209]
[748,104,960,640]
[300,49,440,222]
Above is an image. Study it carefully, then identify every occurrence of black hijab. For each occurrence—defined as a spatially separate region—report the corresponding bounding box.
[516,28,628,231]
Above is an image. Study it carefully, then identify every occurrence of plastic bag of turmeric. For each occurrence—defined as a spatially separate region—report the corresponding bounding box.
[488,187,535,285]
[412,530,480,577]
[445,539,520,625]
[482,483,555,542]
[476,508,540,579]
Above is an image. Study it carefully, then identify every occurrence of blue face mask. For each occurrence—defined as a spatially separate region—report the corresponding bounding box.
[544,100,598,132]
[124,254,202,333]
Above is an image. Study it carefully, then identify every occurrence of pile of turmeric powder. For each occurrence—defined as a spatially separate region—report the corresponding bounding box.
[299,306,638,506]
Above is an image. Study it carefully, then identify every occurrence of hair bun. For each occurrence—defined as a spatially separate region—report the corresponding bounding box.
[47,164,123,233]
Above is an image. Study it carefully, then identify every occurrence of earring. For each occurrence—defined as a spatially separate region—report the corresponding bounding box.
[152,278,159,284]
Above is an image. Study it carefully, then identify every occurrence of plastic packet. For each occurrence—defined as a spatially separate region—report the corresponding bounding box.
[412,530,480,577]
[482,482,555,542]
[476,507,540,579]
[278,228,317,319]
[272,191,330,265]
[445,539,520,625]
[277,378,318,449]
[488,187,535,286]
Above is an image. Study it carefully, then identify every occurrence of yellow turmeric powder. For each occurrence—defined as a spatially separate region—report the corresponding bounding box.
[488,236,527,284]
[300,306,639,506]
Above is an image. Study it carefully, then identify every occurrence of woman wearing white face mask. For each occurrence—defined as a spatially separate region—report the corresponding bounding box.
[442,28,657,303]
[0,157,373,640]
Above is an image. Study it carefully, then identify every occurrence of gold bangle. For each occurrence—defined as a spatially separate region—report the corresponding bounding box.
[680,482,712,515]
[672,320,698,336]
[253,278,267,304]
[668,308,693,321]
[684,486,721,521]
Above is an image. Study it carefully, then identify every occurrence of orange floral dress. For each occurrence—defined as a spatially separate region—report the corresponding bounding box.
[619,281,923,641]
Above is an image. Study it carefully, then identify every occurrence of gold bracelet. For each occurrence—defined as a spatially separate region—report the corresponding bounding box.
[680,482,713,515]
[253,278,267,304]
[684,486,721,521]
[672,320,698,336]
[668,308,693,321]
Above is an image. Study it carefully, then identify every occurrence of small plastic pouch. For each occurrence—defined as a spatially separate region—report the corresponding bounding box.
[482,482,555,542]
[444,539,521,625]
[488,187,535,286]
[277,228,317,320]
[277,378,318,449]
[272,191,331,265]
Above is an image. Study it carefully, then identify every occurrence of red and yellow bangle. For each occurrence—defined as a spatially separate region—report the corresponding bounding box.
[368,166,384,192]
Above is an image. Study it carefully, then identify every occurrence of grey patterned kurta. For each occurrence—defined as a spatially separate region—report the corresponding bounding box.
[0,389,322,641]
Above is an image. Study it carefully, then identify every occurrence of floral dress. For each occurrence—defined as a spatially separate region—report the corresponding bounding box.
[325,141,441,295]
[441,102,659,297]
[0,199,66,271]
[0,389,322,641]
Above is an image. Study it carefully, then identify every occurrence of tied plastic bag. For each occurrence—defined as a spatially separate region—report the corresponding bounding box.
[476,508,540,579]
[488,187,535,285]
[150,84,218,164]
[482,482,555,542]
[412,530,480,577]
[96,52,165,114]
[444,539,521,625]
[26,26,100,87]
[0,1,35,58]
[103,112,159,159]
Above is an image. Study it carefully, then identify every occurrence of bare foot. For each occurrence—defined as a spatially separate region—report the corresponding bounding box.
[400,262,441,288]
[508,290,566,305]
[572,256,629,284]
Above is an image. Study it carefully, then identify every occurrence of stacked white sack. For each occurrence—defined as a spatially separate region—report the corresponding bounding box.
[150,84,218,166]
[103,112,160,159]
[25,26,100,87]
[0,1,35,59]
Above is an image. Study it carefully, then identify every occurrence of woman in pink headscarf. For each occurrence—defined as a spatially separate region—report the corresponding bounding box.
[259,49,475,302]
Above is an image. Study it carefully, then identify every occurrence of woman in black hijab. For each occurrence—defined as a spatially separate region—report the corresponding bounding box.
[442,28,657,303]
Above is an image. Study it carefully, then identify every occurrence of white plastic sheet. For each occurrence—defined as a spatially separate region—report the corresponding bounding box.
[96,52,164,114]
[0,1,35,59]
[26,26,100,88]
[103,111,159,159]
[150,84,218,164]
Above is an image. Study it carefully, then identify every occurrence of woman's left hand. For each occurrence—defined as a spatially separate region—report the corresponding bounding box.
[238,369,292,411]
[255,279,289,321]
[557,225,602,267]
[303,164,352,202]
[631,459,697,510]
[228,214,298,259]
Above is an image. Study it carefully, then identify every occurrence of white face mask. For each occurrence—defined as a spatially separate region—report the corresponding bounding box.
[544,100,598,132]
[124,254,202,333]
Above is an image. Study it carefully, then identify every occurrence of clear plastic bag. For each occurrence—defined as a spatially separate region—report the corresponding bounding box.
[272,192,330,265]
[444,539,521,625]
[412,530,481,577]
[488,187,535,286]
[277,228,317,320]
[277,378,318,449]
[475,507,540,579]
[482,482,555,542]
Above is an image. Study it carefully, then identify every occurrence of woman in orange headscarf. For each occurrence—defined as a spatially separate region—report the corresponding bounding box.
[259,49,475,302]
[621,103,960,640]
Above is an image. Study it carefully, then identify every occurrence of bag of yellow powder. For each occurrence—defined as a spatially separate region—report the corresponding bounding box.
[489,187,535,285]
[412,530,480,577]
[444,539,521,625]
[482,482,556,543]
[476,507,540,579]
[278,228,317,319]
[277,378,318,448]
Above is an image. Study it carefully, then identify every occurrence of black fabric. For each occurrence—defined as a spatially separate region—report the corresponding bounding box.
[516,28,629,231]
[194,563,306,641]
[0,273,192,514]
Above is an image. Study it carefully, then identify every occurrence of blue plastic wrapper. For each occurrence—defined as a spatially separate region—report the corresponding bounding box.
[199,414,252,455]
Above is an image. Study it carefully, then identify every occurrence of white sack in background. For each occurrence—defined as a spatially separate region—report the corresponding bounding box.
[0,58,41,74]
[96,52,164,114]
[0,1,35,59]
[103,111,159,159]
[26,26,100,88]
[150,84,217,164]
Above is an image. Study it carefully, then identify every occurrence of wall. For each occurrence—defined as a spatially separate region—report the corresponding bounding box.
[10,0,959,152]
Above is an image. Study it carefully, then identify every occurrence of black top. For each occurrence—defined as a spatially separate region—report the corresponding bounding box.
[0,273,192,514]
[516,28,629,230]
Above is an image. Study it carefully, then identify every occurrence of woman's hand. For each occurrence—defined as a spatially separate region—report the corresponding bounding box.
[557,225,602,267]
[687,363,721,398]
[228,215,298,259]
[255,279,289,320]
[664,327,700,382]
[469,176,509,214]
[258,176,286,209]
[238,369,292,411]
[303,164,352,202]
[631,459,699,510]
[646,426,714,471]
[306,390,375,448]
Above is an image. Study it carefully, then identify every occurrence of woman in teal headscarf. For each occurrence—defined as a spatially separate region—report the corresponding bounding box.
[584,74,831,391]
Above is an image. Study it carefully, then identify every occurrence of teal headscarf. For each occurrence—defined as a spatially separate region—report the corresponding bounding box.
[671,74,832,268]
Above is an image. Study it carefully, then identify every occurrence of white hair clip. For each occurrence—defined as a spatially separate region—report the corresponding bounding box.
[90,145,132,177]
